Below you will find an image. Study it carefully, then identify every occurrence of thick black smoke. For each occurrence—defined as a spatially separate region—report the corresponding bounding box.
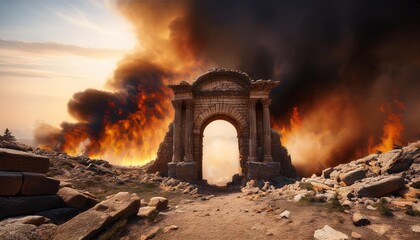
[36,0,420,174]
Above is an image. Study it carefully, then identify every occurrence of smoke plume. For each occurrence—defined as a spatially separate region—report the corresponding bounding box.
[36,0,420,175]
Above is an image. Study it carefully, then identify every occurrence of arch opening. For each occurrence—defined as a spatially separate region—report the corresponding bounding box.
[202,120,240,186]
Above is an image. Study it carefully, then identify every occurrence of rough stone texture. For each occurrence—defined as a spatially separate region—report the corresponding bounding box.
[146,123,173,175]
[0,171,22,196]
[0,195,63,219]
[383,147,419,174]
[248,162,281,180]
[356,175,405,198]
[34,207,80,225]
[53,192,140,240]
[352,212,370,226]
[19,172,60,195]
[0,148,50,173]
[377,149,402,174]
[138,206,158,219]
[340,169,366,186]
[146,69,295,182]
[57,187,98,210]
[148,197,168,211]
[314,225,348,240]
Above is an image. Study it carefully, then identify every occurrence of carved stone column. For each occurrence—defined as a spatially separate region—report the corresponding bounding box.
[172,100,183,162]
[248,99,258,162]
[184,100,194,162]
[262,99,273,162]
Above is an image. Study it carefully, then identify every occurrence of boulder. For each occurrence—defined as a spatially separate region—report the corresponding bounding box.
[140,227,162,240]
[339,169,366,186]
[0,171,22,196]
[148,197,168,211]
[322,167,333,179]
[352,212,370,226]
[356,175,405,198]
[138,206,158,220]
[382,148,418,174]
[314,225,348,240]
[0,148,50,173]
[20,172,60,195]
[57,187,98,210]
[376,149,401,173]
[53,192,140,240]
[0,195,63,219]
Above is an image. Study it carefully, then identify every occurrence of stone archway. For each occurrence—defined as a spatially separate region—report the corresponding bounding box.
[147,68,296,182]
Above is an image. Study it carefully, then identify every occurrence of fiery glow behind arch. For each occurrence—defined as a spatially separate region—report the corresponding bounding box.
[202,120,240,186]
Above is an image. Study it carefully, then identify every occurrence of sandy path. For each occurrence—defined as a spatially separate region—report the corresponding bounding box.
[121,192,419,240]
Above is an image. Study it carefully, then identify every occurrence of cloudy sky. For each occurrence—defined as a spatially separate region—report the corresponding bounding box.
[0,0,135,140]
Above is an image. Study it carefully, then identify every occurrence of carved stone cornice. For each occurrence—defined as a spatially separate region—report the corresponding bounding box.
[250,80,279,92]
[168,81,192,93]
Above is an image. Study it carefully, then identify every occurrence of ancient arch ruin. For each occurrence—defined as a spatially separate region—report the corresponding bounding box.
[148,69,295,182]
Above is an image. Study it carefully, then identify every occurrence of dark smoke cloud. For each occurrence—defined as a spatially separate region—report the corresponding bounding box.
[36,0,420,175]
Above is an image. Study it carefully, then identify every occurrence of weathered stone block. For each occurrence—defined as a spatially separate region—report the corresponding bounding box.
[54,192,140,240]
[247,162,280,180]
[0,148,50,173]
[356,175,405,198]
[57,187,98,210]
[340,168,366,186]
[0,171,23,196]
[148,197,168,211]
[0,195,63,219]
[20,172,60,195]
[176,162,197,182]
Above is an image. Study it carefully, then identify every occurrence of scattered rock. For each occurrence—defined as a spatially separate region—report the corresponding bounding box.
[350,231,361,240]
[352,212,370,226]
[279,210,291,219]
[411,225,420,233]
[148,197,168,211]
[138,206,158,220]
[340,169,366,186]
[367,224,390,236]
[314,225,348,240]
[163,225,178,233]
[140,227,162,240]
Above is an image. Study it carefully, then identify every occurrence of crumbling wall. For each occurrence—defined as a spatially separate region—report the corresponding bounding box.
[146,123,173,175]
[271,129,297,178]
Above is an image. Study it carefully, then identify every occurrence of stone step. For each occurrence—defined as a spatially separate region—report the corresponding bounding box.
[0,171,23,195]
[0,195,63,219]
[20,172,60,196]
[0,148,50,173]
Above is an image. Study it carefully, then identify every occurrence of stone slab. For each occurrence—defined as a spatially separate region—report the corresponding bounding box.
[54,192,140,240]
[57,187,98,210]
[0,148,49,173]
[20,172,60,195]
[0,171,23,196]
[0,195,63,219]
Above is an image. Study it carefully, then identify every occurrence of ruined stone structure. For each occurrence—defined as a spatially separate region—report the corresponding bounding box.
[148,69,296,182]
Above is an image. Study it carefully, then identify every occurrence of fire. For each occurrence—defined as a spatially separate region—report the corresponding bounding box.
[368,98,405,153]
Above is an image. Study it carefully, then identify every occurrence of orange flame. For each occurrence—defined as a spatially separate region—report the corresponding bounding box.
[368,98,405,153]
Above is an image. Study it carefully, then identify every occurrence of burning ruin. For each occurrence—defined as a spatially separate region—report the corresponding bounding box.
[35,0,420,177]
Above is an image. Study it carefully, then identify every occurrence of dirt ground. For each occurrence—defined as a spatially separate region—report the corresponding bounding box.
[119,189,420,240]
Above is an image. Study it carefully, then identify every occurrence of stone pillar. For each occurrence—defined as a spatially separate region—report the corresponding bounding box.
[248,99,258,162]
[172,100,183,162]
[262,99,273,162]
[183,100,194,162]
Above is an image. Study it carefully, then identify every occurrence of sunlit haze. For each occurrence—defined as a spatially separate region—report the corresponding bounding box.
[202,120,240,186]
[0,0,135,142]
